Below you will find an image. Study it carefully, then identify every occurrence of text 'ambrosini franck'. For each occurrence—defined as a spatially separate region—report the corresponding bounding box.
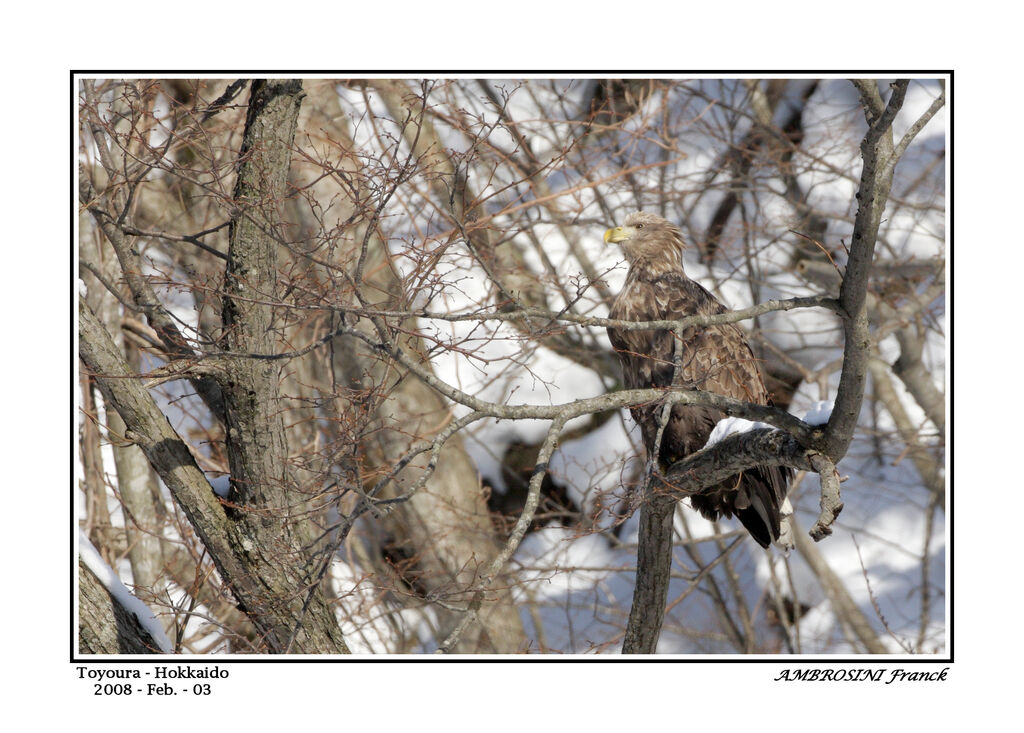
[774,668,949,683]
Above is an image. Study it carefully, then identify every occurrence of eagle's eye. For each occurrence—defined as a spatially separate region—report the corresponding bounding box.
[636,223,644,229]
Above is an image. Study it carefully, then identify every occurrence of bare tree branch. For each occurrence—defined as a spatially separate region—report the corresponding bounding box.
[824,80,908,460]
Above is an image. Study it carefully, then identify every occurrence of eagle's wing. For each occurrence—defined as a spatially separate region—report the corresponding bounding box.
[608,272,788,548]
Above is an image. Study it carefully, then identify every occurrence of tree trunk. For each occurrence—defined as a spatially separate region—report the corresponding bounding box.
[622,495,675,653]
[216,79,349,652]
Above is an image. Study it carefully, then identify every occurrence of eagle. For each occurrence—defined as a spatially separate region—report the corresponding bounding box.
[604,211,790,548]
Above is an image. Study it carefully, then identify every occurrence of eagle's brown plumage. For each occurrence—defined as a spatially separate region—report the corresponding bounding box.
[605,211,790,548]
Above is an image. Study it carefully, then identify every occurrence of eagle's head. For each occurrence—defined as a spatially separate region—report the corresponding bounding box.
[604,211,686,269]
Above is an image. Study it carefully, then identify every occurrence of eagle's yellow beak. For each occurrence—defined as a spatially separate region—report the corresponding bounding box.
[604,226,628,244]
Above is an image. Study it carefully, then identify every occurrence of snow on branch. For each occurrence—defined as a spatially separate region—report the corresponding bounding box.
[79,531,173,653]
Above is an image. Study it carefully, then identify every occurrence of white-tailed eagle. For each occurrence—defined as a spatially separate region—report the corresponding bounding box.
[605,211,790,548]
